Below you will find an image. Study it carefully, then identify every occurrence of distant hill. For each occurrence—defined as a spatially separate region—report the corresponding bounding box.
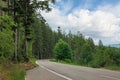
[109,44,120,48]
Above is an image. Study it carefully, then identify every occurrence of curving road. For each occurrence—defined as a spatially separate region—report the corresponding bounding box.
[26,60,120,80]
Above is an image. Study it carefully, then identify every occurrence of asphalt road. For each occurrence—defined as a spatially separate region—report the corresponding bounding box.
[36,60,120,80]
[26,66,67,80]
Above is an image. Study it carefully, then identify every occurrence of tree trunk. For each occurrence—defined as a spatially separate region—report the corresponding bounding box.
[14,27,18,61]
[25,38,28,56]
[17,28,20,56]
[41,53,42,59]
[13,0,18,61]
[8,0,10,15]
[0,0,1,16]
[1,0,4,16]
[25,0,28,57]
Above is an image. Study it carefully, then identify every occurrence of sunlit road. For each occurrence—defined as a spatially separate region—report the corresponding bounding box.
[26,60,120,80]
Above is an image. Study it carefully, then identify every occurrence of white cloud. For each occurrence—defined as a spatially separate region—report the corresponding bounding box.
[62,0,73,14]
[97,2,120,17]
[54,0,73,14]
[41,2,120,45]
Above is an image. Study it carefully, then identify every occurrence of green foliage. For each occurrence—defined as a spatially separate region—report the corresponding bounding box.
[54,39,72,61]
[91,47,106,67]
[29,57,38,66]
[79,38,95,65]
[79,43,93,65]
[91,47,120,68]
[0,0,58,79]
[64,59,72,63]
[1,0,119,72]
[73,32,85,63]
[32,18,54,59]
[105,66,120,70]
[108,48,120,66]
[51,29,120,69]
[0,15,14,63]
[98,40,103,47]
[0,15,14,28]
[0,30,14,60]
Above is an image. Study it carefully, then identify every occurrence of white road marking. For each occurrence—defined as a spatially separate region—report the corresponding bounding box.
[36,61,72,80]
[101,75,120,80]
[36,61,120,80]
[25,77,27,80]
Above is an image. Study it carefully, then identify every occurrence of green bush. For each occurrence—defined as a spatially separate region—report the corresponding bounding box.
[54,39,72,61]
[0,15,14,62]
[64,59,72,63]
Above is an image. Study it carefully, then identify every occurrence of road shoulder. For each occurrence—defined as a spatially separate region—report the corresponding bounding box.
[26,66,67,80]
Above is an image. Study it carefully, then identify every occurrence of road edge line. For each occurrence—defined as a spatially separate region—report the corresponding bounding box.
[101,75,120,80]
[36,61,72,80]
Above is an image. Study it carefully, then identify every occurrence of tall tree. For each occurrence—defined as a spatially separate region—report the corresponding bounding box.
[73,32,85,63]
[57,26,62,39]
[32,17,54,59]
[98,40,103,47]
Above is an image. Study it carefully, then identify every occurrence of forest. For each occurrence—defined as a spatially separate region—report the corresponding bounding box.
[0,0,55,63]
[0,0,120,79]
[0,0,55,79]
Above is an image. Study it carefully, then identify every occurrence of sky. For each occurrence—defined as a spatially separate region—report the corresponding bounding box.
[41,0,120,45]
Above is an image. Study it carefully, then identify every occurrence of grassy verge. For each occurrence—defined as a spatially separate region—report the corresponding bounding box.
[29,58,38,67]
[0,58,37,80]
[105,66,120,70]
[9,69,26,80]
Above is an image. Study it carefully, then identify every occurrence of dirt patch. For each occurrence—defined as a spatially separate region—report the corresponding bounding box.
[0,62,36,80]
[19,62,37,71]
[0,77,4,80]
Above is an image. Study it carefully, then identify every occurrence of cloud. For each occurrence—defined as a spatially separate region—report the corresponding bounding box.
[41,2,120,45]
[97,2,120,17]
[54,0,74,14]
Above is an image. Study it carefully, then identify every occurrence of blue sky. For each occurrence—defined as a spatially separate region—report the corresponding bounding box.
[41,0,120,45]
[55,0,120,14]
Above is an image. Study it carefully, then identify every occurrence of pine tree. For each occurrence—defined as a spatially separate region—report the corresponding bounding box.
[73,32,85,63]
[98,40,103,47]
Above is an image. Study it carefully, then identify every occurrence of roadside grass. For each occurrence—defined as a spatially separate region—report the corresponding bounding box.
[29,57,38,67]
[9,69,25,80]
[105,66,120,70]
[0,58,37,80]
